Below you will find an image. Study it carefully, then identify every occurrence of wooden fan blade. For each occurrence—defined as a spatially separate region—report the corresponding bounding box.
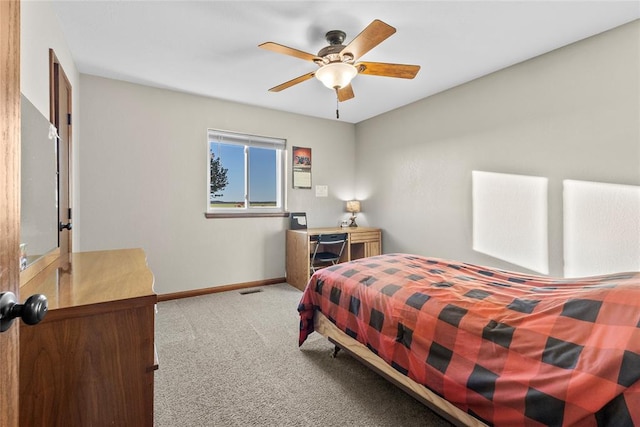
[356,61,420,79]
[268,72,316,92]
[341,19,396,61]
[337,84,355,102]
[259,42,320,62]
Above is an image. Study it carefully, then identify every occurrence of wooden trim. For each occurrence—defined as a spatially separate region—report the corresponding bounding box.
[19,247,60,286]
[204,212,289,219]
[0,0,21,425]
[49,48,73,256]
[157,277,286,301]
[49,49,72,122]
[41,295,158,323]
[49,49,55,121]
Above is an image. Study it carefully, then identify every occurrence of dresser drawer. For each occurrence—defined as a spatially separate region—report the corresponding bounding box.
[350,231,380,243]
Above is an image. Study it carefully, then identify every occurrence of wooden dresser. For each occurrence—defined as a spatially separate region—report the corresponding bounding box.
[18,249,157,427]
[286,227,382,290]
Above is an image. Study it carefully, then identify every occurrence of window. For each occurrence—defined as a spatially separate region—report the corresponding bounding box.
[207,129,286,216]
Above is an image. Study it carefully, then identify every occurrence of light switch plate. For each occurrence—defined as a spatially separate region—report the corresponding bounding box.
[315,185,328,197]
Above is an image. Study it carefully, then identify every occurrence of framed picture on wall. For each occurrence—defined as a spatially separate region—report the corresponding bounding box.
[292,146,312,189]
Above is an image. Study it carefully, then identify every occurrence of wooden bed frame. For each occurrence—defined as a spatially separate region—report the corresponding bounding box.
[314,311,487,427]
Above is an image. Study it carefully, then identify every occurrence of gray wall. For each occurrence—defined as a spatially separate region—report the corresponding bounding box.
[355,20,640,277]
[78,76,355,294]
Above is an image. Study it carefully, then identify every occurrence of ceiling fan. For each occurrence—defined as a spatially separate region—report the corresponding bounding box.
[259,19,420,103]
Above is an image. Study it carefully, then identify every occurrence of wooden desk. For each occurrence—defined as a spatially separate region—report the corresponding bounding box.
[286,227,382,290]
[19,249,157,427]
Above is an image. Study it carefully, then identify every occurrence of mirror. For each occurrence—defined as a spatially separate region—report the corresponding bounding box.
[20,94,58,270]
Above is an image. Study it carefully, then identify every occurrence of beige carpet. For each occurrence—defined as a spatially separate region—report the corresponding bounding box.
[154,283,454,426]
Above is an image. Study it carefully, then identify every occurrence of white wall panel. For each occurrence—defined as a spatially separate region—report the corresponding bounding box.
[473,171,549,274]
[564,180,640,277]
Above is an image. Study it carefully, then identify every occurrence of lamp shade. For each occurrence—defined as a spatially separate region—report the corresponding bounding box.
[315,62,358,89]
[346,200,361,213]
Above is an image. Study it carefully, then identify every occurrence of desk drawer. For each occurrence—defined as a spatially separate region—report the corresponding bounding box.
[350,231,380,243]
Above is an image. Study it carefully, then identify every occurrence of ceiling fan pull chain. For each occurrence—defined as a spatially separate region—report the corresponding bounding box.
[336,92,340,119]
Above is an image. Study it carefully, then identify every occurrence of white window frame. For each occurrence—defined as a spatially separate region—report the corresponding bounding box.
[206,129,286,216]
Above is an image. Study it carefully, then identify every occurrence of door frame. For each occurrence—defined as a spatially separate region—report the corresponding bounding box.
[0,0,22,426]
[50,49,73,258]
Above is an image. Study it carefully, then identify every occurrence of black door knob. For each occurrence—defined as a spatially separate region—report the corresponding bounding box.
[0,292,48,332]
[59,222,72,231]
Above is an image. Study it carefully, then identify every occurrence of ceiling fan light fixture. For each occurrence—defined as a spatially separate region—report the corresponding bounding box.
[315,62,357,90]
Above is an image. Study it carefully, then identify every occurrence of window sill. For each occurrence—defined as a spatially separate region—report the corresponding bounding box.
[204,212,290,219]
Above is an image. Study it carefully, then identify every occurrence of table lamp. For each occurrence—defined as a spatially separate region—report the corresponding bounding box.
[346,200,361,227]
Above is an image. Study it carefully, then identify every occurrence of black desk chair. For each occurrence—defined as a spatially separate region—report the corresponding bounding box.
[310,233,348,273]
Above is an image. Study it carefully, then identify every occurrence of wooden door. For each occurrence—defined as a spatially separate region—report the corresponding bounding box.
[0,1,21,426]
[50,50,72,257]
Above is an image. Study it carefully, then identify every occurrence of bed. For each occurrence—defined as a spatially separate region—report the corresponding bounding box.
[298,253,640,426]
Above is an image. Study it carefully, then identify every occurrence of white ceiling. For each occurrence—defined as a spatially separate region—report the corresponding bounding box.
[51,1,639,124]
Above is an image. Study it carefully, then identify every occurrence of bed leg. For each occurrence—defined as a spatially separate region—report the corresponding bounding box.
[327,338,342,358]
[332,345,341,358]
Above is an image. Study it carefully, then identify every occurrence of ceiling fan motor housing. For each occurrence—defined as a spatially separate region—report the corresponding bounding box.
[325,30,346,45]
[318,45,347,60]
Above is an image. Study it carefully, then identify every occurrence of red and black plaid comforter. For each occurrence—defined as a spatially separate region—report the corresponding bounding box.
[298,254,640,426]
